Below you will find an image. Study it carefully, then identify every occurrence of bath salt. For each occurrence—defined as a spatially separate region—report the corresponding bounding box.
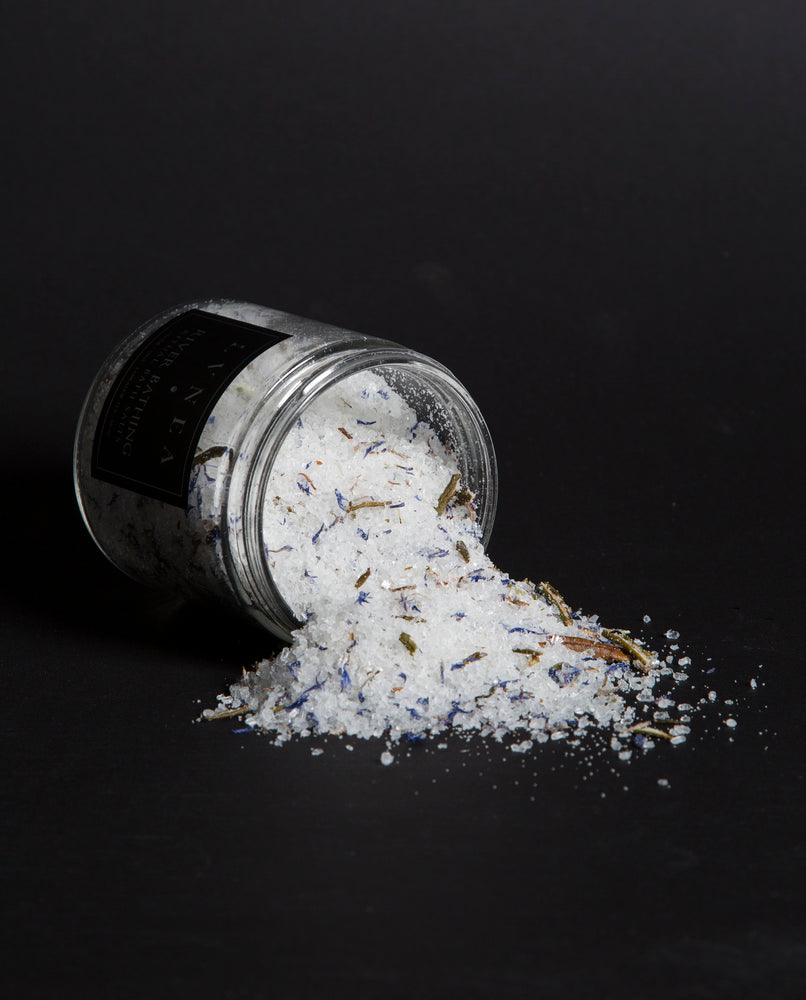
[206,370,700,755]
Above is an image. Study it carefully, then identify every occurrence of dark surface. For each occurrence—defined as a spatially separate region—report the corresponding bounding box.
[2,3,804,997]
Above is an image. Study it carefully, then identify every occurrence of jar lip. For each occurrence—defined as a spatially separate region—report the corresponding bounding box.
[229,345,498,640]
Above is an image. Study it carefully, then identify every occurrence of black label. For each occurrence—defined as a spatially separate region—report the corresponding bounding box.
[91,309,289,507]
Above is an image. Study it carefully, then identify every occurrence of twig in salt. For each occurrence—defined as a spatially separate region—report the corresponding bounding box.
[203,704,248,721]
[355,568,371,588]
[435,473,462,516]
[347,499,391,513]
[627,722,673,741]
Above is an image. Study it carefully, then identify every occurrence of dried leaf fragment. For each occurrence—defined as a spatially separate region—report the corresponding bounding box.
[538,581,574,626]
[552,634,630,663]
[192,445,230,466]
[513,647,543,663]
[454,486,473,506]
[601,628,655,670]
[399,632,418,655]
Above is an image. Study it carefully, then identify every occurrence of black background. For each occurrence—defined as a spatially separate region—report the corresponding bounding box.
[2,3,804,997]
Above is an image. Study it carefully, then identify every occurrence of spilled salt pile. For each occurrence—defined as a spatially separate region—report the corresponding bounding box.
[206,372,696,753]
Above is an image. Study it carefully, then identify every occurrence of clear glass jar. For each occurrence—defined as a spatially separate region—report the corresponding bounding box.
[73,299,498,640]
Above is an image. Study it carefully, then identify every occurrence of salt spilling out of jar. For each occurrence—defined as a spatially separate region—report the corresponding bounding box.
[74,300,718,759]
[205,367,700,755]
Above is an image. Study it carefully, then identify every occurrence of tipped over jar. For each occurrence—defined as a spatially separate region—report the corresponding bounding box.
[73,300,498,640]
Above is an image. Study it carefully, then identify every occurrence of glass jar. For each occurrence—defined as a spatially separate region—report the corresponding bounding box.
[73,299,498,640]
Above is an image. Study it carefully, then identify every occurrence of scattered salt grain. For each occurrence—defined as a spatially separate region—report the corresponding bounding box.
[724,718,738,728]
[380,751,394,766]
[657,778,670,787]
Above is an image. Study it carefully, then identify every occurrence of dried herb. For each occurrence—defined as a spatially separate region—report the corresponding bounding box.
[347,499,390,512]
[204,703,248,720]
[456,540,470,563]
[601,629,655,670]
[399,632,417,655]
[627,722,673,741]
[475,682,505,703]
[435,472,461,515]
[451,651,486,670]
[338,427,353,439]
[513,647,543,663]
[192,445,230,466]
[553,634,630,663]
[538,581,574,626]
[354,568,371,588]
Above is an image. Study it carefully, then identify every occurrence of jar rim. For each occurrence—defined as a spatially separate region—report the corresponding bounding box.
[228,346,498,641]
